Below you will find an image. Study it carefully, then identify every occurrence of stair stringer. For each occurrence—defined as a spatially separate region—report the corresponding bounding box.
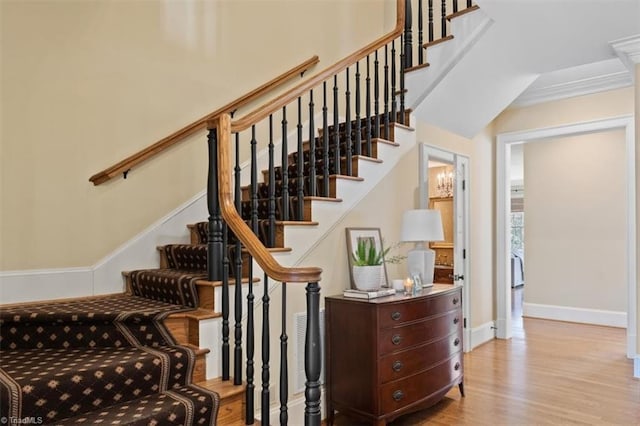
[404,6,494,111]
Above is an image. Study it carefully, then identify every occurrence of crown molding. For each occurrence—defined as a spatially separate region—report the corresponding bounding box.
[611,34,640,70]
[511,70,632,107]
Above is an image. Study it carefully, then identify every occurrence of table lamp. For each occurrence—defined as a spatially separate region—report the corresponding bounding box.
[400,209,445,286]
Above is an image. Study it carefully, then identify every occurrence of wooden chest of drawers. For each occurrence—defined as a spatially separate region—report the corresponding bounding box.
[325,284,464,425]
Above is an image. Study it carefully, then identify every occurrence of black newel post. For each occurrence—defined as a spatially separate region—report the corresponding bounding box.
[404,0,413,68]
[304,281,322,426]
[206,128,223,282]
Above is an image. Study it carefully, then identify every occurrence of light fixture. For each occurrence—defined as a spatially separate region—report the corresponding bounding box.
[400,209,444,286]
[437,170,454,197]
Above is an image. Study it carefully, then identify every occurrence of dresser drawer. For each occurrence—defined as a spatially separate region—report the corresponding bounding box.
[379,353,463,413]
[379,330,462,384]
[379,289,461,328]
[378,309,461,355]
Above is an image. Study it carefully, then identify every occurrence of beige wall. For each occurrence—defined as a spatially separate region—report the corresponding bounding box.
[494,88,634,320]
[0,0,388,270]
[635,64,640,355]
[523,130,627,312]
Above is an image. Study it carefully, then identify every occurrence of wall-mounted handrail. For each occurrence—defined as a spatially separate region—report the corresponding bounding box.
[213,0,405,133]
[88,55,319,186]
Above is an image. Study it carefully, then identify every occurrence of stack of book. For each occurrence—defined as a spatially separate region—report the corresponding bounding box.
[343,287,396,299]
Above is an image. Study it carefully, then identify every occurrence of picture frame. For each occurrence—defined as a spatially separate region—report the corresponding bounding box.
[345,227,390,289]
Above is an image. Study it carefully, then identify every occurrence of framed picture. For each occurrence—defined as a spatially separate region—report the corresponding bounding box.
[345,227,389,289]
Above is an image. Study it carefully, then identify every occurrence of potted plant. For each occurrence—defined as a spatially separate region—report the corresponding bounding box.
[351,239,403,291]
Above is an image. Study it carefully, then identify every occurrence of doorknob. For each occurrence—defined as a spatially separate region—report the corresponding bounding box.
[453,274,464,281]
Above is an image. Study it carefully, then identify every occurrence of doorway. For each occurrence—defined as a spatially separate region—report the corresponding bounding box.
[496,116,637,368]
[419,144,471,351]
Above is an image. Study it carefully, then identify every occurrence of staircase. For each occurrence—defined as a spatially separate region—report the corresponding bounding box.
[0,1,483,424]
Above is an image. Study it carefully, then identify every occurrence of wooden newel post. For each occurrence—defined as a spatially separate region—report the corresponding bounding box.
[304,281,322,426]
[404,0,413,68]
[207,128,223,281]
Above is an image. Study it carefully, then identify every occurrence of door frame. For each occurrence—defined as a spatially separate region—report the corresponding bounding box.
[495,115,637,363]
[419,144,471,352]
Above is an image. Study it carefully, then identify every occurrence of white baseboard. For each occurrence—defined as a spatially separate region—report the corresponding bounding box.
[523,302,627,328]
[634,356,640,378]
[0,268,93,304]
[471,321,495,349]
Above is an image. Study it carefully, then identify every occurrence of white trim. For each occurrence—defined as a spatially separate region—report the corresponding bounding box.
[611,34,640,71]
[523,303,627,329]
[0,268,94,304]
[418,144,472,352]
[496,115,637,365]
[634,356,640,378]
[471,321,496,349]
[511,71,632,107]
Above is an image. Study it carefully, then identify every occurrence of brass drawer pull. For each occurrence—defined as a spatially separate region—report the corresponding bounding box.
[391,311,401,321]
[453,297,459,305]
[391,334,402,345]
[454,362,461,371]
[392,390,404,401]
[453,317,459,325]
[392,361,403,372]
[454,338,460,346]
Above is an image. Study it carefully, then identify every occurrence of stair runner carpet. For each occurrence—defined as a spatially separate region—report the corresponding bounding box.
[0,254,219,425]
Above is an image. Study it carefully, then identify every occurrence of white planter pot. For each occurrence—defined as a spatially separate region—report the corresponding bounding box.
[352,265,383,291]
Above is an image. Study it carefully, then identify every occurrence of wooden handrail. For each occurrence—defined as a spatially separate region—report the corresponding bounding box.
[210,0,405,133]
[215,113,322,283]
[209,0,406,283]
[89,55,319,186]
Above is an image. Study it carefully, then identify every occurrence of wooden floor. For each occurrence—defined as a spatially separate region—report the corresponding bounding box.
[334,288,639,425]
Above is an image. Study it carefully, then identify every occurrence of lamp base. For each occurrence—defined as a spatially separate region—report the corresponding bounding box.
[406,245,436,286]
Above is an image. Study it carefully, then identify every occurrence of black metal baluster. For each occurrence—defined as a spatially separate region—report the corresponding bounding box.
[303,281,322,425]
[441,0,447,38]
[365,56,372,157]
[322,82,330,197]
[221,223,230,382]
[268,116,276,248]
[345,67,353,176]
[308,90,316,197]
[354,62,361,156]
[383,45,390,140]
[429,0,434,42]
[453,0,458,13]
[281,107,289,221]
[261,274,270,426]
[333,75,341,175]
[391,40,397,124]
[246,125,258,424]
[418,0,424,64]
[296,97,304,221]
[404,0,413,68]
[467,0,472,7]
[279,282,289,425]
[400,36,406,125]
[206,129,223,282]
[207,128,226,379]
[233,132,243,385]
[374,51,380,139]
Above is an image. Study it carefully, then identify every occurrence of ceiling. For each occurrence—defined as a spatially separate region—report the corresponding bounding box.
[409,0,640,137]
[478,0,640,107]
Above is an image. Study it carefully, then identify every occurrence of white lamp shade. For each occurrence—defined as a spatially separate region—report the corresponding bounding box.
[400,209,444,242]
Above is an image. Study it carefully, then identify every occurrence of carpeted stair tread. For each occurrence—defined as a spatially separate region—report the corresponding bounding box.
[1,345,196,422]
[56,384,219,425]
[0,294,195,350]
[0,292,220,424]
